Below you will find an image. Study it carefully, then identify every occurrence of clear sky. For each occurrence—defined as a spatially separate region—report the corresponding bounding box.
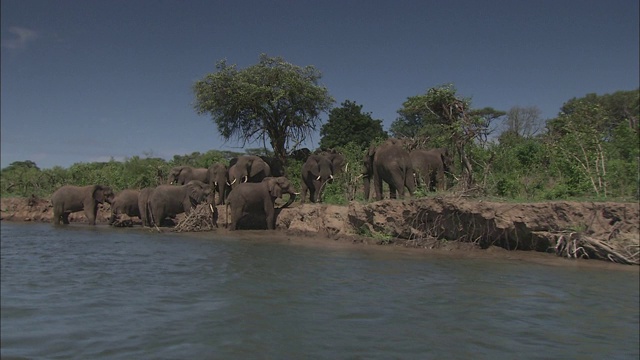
[2,0,638,169]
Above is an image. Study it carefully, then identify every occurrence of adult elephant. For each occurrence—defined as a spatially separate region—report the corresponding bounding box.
[410,148,453,191]
[315,148,347,174]
[51,185,115,225]
[208,162,231,205]
[137,187,154,227]
[228,155,271,187]
[301,154,335,203]
[109,189,141,225]
[167,166,209,185]
[148,180,211,227]
[260,156,285,177]
[226,176,298,230]
[363,139,415,201]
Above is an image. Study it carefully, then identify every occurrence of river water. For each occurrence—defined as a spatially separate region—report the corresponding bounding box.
[1,222,638,359]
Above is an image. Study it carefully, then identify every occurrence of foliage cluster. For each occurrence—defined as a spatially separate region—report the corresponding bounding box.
[1,53,637,203]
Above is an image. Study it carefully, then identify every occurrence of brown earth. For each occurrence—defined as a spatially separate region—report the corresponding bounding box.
[1,195,638,266]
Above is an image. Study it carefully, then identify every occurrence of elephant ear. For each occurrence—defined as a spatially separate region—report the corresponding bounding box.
[186,181,205,202]
[268,178,282,198]
[367,144,376,157]
[93,185,105,202]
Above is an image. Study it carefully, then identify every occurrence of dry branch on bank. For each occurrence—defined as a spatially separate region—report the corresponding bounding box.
[173,204,218,232]
[553,231,639,265]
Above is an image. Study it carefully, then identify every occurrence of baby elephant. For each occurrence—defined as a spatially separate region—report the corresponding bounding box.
[226,176,298,230]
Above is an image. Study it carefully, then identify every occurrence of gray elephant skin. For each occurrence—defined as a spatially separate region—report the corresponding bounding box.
[363,139,415,201]
[207,162,231,205]
[137,187,154,227]
[315,148,346,174]
[226,176,298,230]
[301,154,335,203]
[51,185,115,225]
[228,155,271,187]
[109,189,141,225]
[148,180,211,227]
[168,166,209,185]
[410,148,453,191]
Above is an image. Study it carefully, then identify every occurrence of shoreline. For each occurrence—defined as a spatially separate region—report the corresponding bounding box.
[2,196,638,267]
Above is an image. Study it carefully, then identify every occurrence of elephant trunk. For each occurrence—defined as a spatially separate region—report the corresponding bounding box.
[363,175,371,200]
[280,192,298,208]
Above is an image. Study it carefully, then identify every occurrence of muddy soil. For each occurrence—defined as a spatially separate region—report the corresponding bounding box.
[2,196,638,265]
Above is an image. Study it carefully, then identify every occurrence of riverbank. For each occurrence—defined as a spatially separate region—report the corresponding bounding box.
[1,196,638,265]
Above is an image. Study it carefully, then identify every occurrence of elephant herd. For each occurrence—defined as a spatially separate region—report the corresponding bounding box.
[50,142,453,230]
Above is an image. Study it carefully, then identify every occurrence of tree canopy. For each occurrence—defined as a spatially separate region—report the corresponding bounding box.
[193,54,334,164]
[319,100,388,150]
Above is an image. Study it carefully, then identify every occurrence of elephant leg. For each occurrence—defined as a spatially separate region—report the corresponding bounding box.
[405,171,415,197]
[436,170,445,191]
[62,212,70,224]
[265,202,275,230]
[388,183,397,199]
[300,182,308,204]
[374,176,384,201]
[85,206,97,225]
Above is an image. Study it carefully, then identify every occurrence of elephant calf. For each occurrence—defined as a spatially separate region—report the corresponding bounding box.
[226,176,298,230]
[51,184,115,225]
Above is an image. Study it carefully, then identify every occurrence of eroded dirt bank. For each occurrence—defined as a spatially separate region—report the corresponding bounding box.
[2,196,638,265]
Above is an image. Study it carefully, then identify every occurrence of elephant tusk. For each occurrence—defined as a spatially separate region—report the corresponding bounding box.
[293,192,300,195]
[316,175,321,181]
[209,204,214,213]
[230,178,236,185]
[214,181,218,186]
[242,176,248,183]
[330,174,334,180]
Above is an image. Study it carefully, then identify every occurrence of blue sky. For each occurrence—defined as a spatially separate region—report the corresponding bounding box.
[2,0,638,169]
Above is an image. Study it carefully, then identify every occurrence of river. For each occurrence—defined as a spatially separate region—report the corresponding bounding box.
[1,222,638,359]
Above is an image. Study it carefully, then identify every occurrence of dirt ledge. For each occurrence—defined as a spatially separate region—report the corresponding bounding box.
[2,196,638,265]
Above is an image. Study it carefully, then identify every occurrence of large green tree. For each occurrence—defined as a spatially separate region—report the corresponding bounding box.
[319,100,388,150]
[193,54,335,164]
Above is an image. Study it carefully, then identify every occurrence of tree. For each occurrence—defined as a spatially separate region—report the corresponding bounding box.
[319,100,387,150]
[503,106,543,138]
[193,54,334,164]
[548,101,610,197]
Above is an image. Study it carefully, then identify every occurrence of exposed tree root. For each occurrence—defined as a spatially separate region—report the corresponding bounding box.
[553,231,639,265]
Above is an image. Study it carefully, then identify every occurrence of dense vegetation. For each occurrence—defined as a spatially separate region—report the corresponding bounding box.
[1,55,638,203]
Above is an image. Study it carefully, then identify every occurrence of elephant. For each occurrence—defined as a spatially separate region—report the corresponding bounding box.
[300,154,335,203]
[227,155,271,187]
[109,189,141,225]
[137,187,154,227]
[363,138,415,201]
[289,147,311,162]
[207,162,231,205]
[315,148,347,174]
[410,148,453,191]
[167,166,209,185]
[226,176,298,230]
[51,185,115,225]
[260,156,285,177]
[148,180,212,227]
